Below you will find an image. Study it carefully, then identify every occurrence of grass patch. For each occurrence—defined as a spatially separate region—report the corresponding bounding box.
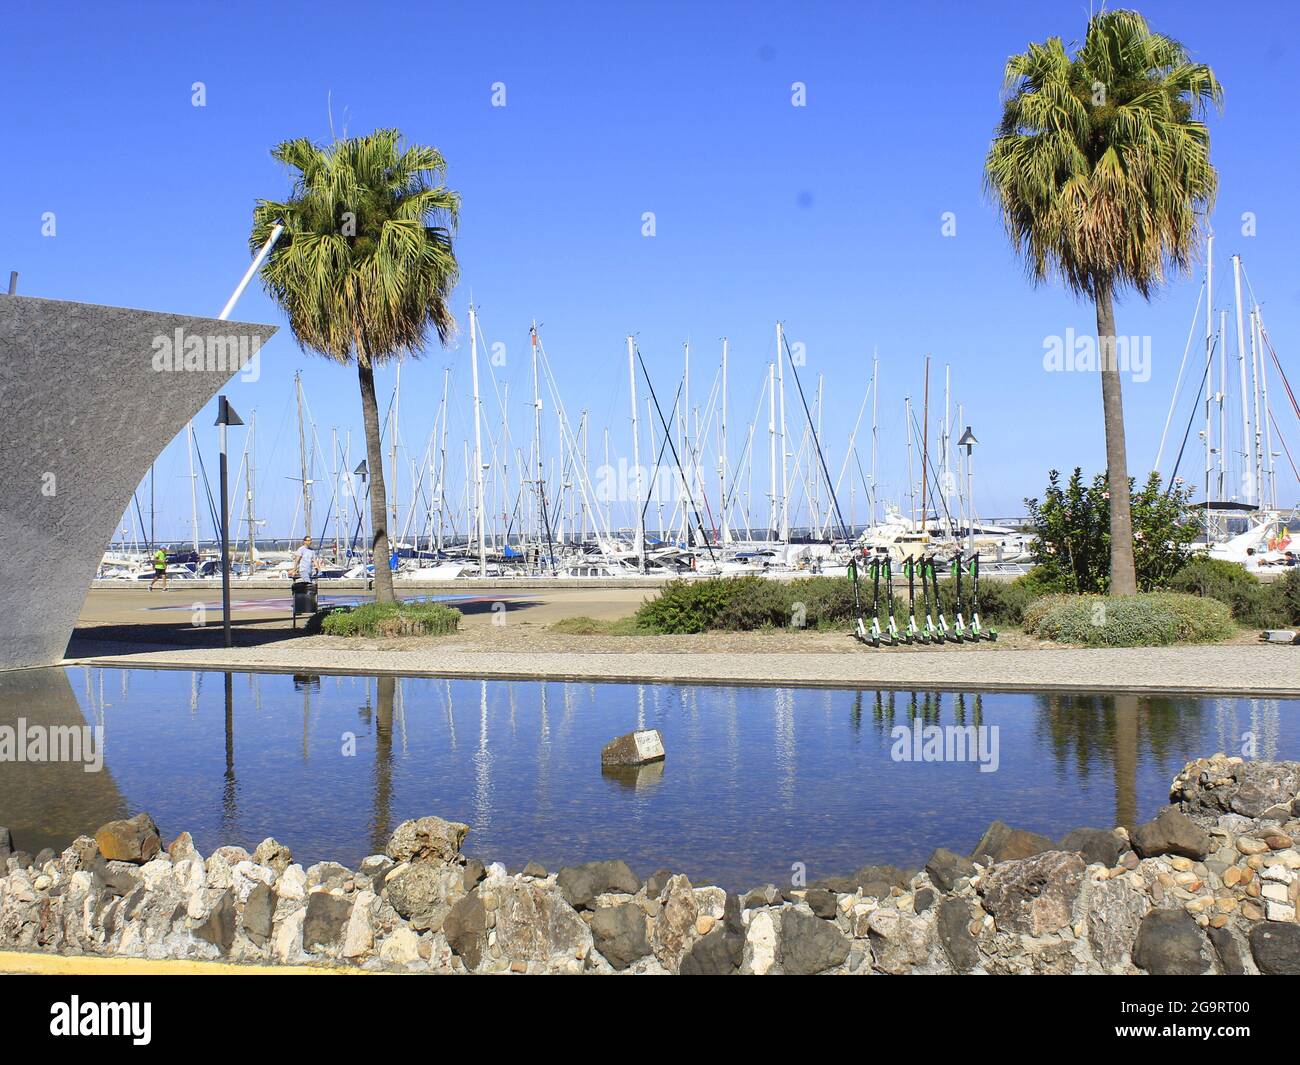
[547,615,646,635]
[1021,591,1234,647]
[315,601,462,638]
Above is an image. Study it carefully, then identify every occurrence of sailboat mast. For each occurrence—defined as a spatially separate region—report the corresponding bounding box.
[1205,235,1214,500]
[296,372,312,540]
[627,335,645,571]
[1231,255,1251,504]
[776,322,789,542]
[470,303,488,574]
[186,423,200,552]
[719,337,729,545]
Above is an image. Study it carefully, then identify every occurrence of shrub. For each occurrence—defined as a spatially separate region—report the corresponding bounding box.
[1022,592,1233,647]
[1024,469,1198,592]
[1279,568,1300,625]
[316,601,461,637]
[1167,555,1282,626]
[635,578,741,634]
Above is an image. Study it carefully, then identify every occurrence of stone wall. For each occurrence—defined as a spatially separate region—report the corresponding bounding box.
[1,755,1298,974]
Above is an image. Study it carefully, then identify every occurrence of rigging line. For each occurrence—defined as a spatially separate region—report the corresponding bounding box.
[637,347,717,559]
[1166,339,1217,495]
[1153,280,1206,473]
[905,406,958,530]
[1266,409,1300,482]
[640,380,684,530]
[779,330,852,543]
[1261,327,1300,421]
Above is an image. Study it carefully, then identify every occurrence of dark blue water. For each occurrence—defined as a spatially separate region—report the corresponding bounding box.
[2,666,1296,891]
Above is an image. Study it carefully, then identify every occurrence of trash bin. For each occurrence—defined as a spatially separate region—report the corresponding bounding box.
[292,580,318,621]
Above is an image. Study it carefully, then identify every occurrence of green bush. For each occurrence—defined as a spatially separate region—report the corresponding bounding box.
[1022,591,1233,647]
[316,601,462,637]
[1279,568,1300,625]
[1167,555,1279,626]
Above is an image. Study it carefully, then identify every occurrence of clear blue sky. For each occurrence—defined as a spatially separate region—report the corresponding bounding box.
[3,0,1297,541]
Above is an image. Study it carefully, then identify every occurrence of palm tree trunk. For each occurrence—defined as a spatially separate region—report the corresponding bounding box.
[357,358,397,604]
[1095,284,1138,595]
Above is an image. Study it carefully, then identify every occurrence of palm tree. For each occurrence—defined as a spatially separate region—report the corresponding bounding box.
[251,129,460,603]
[985,10,1221,594]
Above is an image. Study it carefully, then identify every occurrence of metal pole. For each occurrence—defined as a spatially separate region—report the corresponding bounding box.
[218,404,232,648]
[470,304,487,575]
[627,335,645,571]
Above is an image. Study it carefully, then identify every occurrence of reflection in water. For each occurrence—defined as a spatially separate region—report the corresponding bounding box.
[1,667,1295,890]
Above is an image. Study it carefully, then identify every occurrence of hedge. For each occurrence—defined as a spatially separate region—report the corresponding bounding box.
[1021,591,1234,647]
[314,601,462,637]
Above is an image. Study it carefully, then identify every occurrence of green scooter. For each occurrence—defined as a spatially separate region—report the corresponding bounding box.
[967,552,998,641]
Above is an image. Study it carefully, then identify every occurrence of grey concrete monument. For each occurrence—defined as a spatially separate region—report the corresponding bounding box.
[0,295,277,669]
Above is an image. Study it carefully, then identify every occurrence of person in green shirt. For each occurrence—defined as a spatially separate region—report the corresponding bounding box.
[149,546,169,591]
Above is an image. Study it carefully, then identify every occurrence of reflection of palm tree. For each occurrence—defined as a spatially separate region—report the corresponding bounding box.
[222,672,238,838]
[369,676,395,854]
[1035,693,1205,828]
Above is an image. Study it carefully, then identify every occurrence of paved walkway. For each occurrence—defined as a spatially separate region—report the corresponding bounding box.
[63,638,1300,696]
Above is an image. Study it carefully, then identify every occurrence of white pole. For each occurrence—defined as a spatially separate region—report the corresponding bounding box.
[775,322,789,543]
[437,367,450,552]
[1205,234,1214,501]
[1257,313,1278,509]
[719,337,730,545]
[1232,255,1252,504]
[186,423,200,552]
[628,336,645,571]
[871,351,878,526]
[1249,307,1264,508]
[219,224,283,322]
[767,360,777,539]
[943,364,952,537]
[470,304,488,575]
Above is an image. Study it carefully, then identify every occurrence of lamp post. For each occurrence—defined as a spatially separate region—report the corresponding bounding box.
[957,425,978,556]
[215,395,244,647]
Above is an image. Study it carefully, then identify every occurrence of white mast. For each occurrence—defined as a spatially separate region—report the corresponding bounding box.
[943,364,952,536]
[1249,306,1264,508]
[531,324,545,562]
[390,362,400,532]
[436,367,450,552]
[775,322,789,542]
[186,423,200,552]
[470,303,488,575]
[871,350,879,527]
[1205,235,1215,500]
[719,337,730,545]
[1257,312,1278,509]
[767,360,777,539]
[1231,254,1251,503]
[627,335,645,570]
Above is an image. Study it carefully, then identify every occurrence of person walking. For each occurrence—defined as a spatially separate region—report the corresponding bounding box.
[291,535,317,582]
[149,546,168,590]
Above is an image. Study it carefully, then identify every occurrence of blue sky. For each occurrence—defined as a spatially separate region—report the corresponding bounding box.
[3,1,1297,542]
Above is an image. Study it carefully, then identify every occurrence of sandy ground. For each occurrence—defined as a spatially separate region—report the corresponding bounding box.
[64,585,1300,697]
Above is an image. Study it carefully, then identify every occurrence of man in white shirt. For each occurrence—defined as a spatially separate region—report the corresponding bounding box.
[292,536,317,582]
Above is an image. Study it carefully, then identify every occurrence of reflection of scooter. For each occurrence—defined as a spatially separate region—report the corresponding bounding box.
[967,552,998,641]
[903,556,926,643]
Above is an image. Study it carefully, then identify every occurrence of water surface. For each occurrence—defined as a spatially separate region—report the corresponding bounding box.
[1,666,1295,891]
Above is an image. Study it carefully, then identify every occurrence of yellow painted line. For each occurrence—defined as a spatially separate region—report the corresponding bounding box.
[0,950,378,976]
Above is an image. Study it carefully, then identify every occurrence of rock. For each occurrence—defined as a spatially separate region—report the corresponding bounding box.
[252,838,293,874]
[650,874,701,971]
[866,908,937,974]
[913,887,936,914]
[302,891,354,952]
[94,813,161,865]
[443,890,488,969]
[925,847,977,892]
[521,860,548,879]
[384,862,463,921]
[342,891,375,958]
[384,816,470,864]
[971,820,1053,864]
[61,836,98,873]
[600,728,665,767]
[305,861,353,892]
[90,857,141,898]
[1058,827,1124,868]
[1129,808,1211,860]
[277,864,306,900]
[1236,836,1269,855]
[462,858,485,890]
[804,887,838,919]
[1207,925,1248,975]
[273,907,305,963]
[379,927,423,966]
[1247,922,1300,975]
[213,845,250,866]
[494,881,589,971]
[1083,876,1148,972]
[0,826,10,862]
[1172,756,1300,819]
[1132,909,1211,975]
[193,888,236,954]
[166,832,199,863]
[590,902,651,970]
[741,909,779,975]
[680,924,740,975]
[778,908,850,975]
[644,868,674,898]
[556,860,640,910]
[742,884,783,909]
[979,850,1085,936]
[936,897,979,973]
[242,882,275,946]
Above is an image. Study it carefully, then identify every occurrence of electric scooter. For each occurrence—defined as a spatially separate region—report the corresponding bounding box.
[903,555,926,643]
[926,555,957,643]
[881,551,904,644]
[967,552,998,641]
[950,553,976,641]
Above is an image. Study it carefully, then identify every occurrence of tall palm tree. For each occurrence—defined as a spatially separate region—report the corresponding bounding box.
[251,129,460,603]
[985,11,1221,594]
